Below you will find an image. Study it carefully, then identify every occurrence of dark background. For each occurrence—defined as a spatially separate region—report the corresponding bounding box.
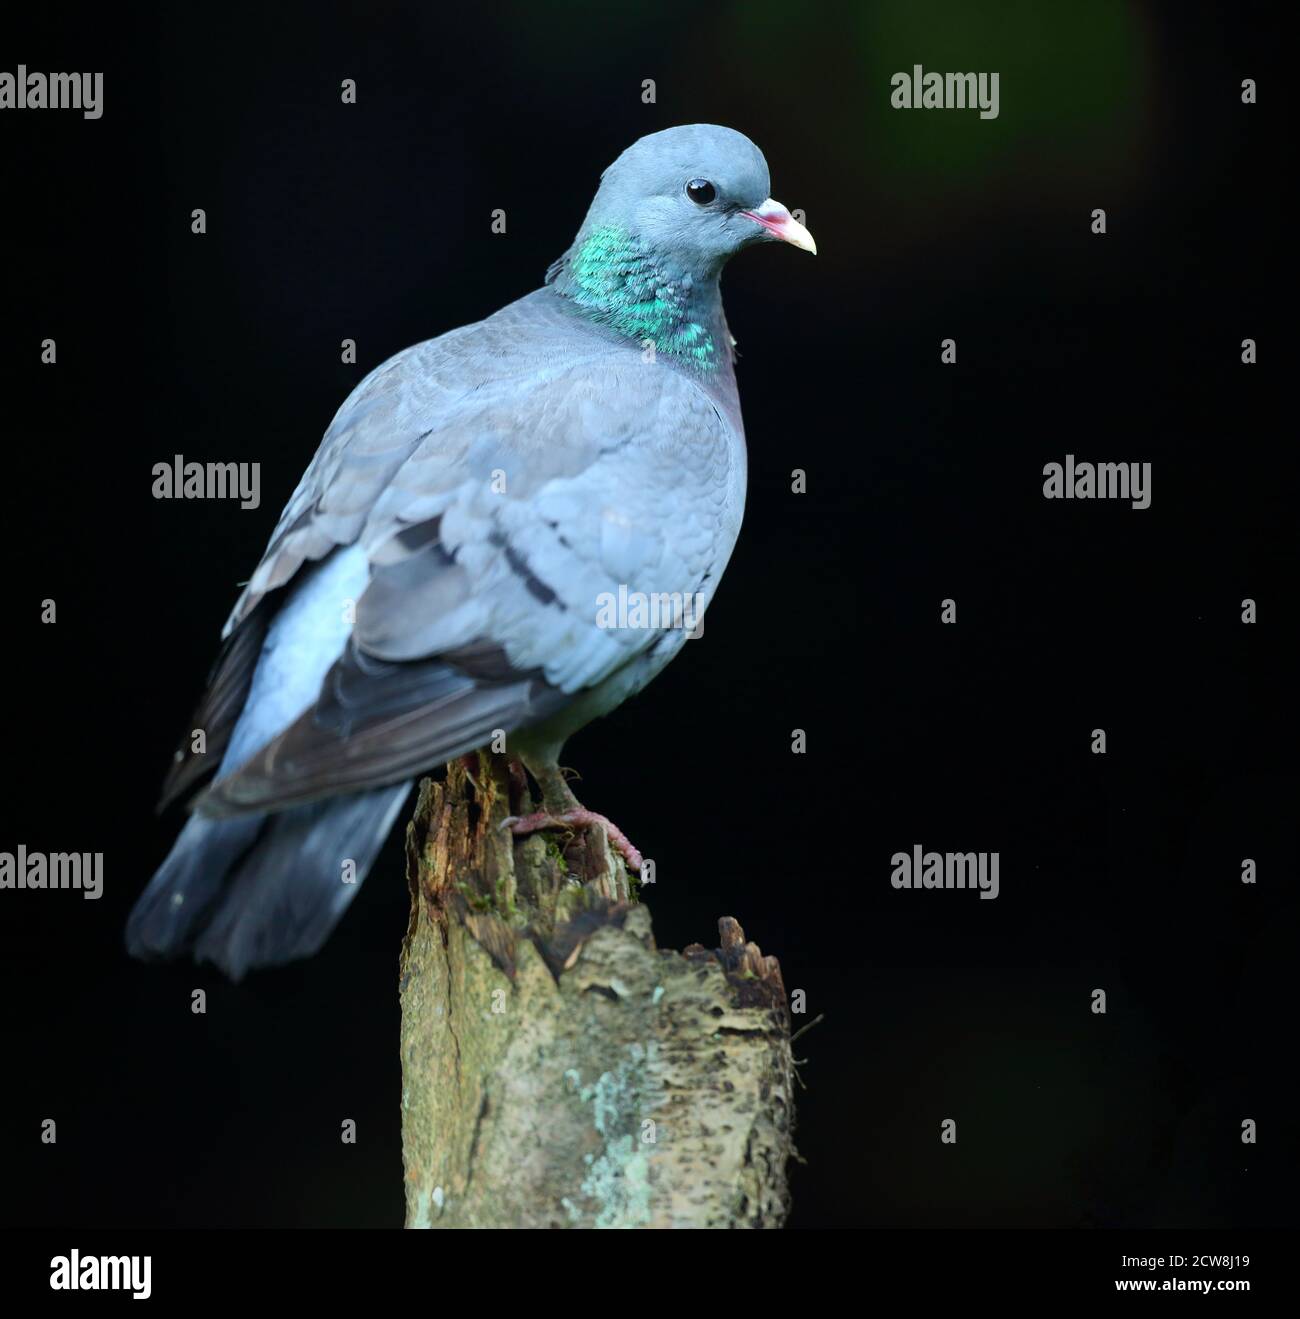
[1,1,1292,1229]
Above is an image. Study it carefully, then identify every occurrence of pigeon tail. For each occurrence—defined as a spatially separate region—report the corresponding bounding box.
[126,780,413,980]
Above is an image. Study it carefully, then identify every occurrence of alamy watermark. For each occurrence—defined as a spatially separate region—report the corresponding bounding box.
[1,847,103,899]
[0,67,102,119]
[891,65,999,119]
[891,845,999,900]
[595,585,706,639]
[50,1251,150,1300]
[152,455,261,509]
[1043,455,1151,509]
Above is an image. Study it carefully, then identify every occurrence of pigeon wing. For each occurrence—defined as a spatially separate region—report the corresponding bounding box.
[198,291,740,815]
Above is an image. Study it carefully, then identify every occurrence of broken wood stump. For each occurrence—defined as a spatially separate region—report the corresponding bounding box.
[398,751,794,1228]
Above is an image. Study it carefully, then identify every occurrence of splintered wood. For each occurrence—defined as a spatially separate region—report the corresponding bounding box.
[399,752,795,1228]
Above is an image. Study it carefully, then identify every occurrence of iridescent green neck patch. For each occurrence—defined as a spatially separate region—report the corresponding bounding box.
[552,226,718,370]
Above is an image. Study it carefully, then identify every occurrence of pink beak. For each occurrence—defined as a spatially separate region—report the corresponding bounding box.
[741,198,817,254]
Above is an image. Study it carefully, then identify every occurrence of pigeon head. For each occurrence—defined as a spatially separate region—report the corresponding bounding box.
[578,124,815,273]
[549,124,815,370]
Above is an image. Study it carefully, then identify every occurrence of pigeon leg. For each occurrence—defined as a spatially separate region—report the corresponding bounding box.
[505,808,644,874]
[528,762,578,814]
[503,763,642,873]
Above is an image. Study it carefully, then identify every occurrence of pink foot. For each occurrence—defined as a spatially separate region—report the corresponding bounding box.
[503,808,643,873]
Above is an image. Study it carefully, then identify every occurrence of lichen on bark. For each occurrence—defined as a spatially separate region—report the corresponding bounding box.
[399,751,795,1228]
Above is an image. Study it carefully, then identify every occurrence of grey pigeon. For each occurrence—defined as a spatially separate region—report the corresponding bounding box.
[127,123,816,980]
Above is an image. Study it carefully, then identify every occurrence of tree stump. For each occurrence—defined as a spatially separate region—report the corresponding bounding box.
[398,751,795,1228]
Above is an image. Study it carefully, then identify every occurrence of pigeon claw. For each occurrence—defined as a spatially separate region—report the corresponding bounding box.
[502,809,643,874]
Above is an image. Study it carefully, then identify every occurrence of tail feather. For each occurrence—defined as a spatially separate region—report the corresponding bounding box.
[126,813,264,961]
[127,781,413,981]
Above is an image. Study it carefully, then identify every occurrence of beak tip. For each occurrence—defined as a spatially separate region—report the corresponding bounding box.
[746,198,817,256]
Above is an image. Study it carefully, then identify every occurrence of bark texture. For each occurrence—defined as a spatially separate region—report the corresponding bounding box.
[399,752,794,1228]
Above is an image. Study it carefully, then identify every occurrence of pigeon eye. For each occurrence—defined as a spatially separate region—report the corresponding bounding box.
[685,178,716,205]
